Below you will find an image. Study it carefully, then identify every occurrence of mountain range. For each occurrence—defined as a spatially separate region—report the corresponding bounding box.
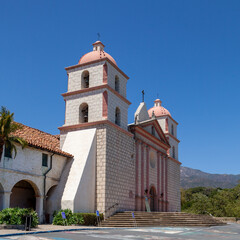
[180,166,240,189]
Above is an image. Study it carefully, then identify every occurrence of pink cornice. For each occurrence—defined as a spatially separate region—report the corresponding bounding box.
[65,57,129,80]
[58,120,133,137]
[165,133,180,143]
[134,127,170,150]
[62,84,131,105]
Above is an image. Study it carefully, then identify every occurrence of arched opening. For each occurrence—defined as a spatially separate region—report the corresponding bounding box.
[171,124,174,136]
[45,185,57,223]
[81,71,89,89]
[10,180,38,210]
[151,126,155,136]
[172,146,175,159]
[115,107,121,126]
[150,151,156,169]
[0,183,4,211]
[79,103,89,123]
[149,186,157,212]
[115,76,119,93]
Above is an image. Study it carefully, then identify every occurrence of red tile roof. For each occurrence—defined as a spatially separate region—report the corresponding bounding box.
[13,123,73,158]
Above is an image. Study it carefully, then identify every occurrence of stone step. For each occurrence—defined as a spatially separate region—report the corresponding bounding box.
[101,211,225,227]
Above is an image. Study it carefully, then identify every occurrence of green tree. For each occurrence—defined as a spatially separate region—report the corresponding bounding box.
[0,107,27,160]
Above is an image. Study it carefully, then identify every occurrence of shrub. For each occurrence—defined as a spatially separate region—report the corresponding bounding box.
[0,208,39,227]
[52,210,103,226]
[53,209,80,225]
[75,213,104,226]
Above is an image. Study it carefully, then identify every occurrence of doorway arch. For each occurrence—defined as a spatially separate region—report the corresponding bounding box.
[149,186,157,212]
[45,185,57,223]
[0,183,4,210]
[10,180,39,210]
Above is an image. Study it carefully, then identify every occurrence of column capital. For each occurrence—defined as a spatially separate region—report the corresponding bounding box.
[136,139,142,145]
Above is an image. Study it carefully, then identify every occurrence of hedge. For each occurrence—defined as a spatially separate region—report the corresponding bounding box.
[75,213,104,226]
[0,208,39,227]
[53,209,103,226]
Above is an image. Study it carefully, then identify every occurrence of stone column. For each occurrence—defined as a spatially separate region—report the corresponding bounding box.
[140,143,145,211]
[165,156,168,212]
[36,195,44,223]
[135,140,140,211]
[157,152,160,211]
[145,146,149,198]
[161,155,164,212]
[2,191,11,209]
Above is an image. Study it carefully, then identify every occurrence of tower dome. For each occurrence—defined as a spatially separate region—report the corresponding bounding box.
[78,41,117,66]
[148,99,171,117]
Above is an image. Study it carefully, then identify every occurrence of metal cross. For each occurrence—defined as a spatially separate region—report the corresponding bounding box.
[142,90,145,102]
[97,33,100,40]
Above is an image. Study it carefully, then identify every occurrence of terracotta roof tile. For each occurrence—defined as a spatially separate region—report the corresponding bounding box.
[12,123,73,158]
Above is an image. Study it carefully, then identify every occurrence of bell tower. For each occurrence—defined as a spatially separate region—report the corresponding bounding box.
[58,41,135,215]
[61,40,130,130]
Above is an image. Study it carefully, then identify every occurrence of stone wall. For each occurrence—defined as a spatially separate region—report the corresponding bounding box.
[105,124,135,216]
[167,159,181,212]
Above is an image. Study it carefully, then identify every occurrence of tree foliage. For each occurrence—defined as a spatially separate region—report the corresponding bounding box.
[0,106,27,160]
[181,184,240,217]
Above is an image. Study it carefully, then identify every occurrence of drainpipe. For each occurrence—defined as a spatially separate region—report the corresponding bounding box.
[43,153,54,222]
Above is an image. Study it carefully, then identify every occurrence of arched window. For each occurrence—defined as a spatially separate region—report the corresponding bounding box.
[172,146,175,159]
[151,126,155,136]
[79,103,88,123]
[115,76,119,93]
[115,107,121,126]
[81,71,89,89]
[171,124,174,136]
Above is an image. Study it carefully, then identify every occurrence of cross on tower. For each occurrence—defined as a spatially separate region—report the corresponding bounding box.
[97,33,100,40]
[142,90,145,102]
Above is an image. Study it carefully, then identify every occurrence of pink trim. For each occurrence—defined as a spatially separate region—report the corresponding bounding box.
[161,155,164,212]
[165,133,180,143]
[65,57,130,80]
[135,141,139,210]
[59,120,133,137]
[165,118,169,132]
[102,91,108,118]
[134,127,170,150]
[139,120,170,147]
[62,84,131,105]
[165,157,168,212]
[141,143,144,210]
[157,152,160,210]
[146,146,149,197]
[168,156,181,165]
[103,63,108,84]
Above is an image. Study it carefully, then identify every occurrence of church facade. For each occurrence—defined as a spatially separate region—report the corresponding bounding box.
[0,41,181,222]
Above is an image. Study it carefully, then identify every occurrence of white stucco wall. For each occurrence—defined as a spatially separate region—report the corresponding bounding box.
[61,128,96,213]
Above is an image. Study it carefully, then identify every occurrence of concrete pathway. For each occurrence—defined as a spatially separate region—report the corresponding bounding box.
[0,225,97,237]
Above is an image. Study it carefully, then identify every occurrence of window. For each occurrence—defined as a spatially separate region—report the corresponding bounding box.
[81,71,89,89]
[171,124,174,136]
[172,146,175,159]
[79,103,89,123]
[115,76,119,93]
[115,107,121,126]
[4,145,12,158]
[151,126,155,136]
[42,153,48,167]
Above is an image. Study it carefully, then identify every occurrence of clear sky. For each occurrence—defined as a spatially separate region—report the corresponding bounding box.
[1,0,239,174]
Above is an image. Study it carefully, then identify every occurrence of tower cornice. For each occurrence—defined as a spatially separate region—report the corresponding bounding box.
[62,84,131,105]
[65,57,129,80]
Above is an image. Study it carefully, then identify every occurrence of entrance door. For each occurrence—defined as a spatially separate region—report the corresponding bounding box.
[150,186,157,212]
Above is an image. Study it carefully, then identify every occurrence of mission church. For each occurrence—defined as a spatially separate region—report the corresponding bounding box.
[0,41,181,223]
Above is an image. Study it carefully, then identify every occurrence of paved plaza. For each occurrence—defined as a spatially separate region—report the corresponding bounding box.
[1,224,240,240]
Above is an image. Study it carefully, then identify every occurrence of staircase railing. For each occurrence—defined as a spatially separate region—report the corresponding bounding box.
[104,203,119,219]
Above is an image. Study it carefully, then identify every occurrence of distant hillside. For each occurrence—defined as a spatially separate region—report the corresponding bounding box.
[181,166,240,189]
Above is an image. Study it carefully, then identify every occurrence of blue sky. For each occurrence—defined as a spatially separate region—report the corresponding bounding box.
[1,0,239,174]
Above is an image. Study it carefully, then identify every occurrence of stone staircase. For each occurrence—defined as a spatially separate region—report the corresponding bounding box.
[100,211,226,227]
